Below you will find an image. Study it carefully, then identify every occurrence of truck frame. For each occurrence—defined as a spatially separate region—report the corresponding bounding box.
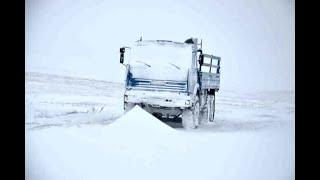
[119,38,221,129]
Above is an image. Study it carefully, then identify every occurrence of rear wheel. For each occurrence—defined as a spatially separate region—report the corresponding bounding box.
[207,95,215,122]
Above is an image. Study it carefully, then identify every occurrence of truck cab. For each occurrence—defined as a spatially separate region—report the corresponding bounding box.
[119,38,221,129]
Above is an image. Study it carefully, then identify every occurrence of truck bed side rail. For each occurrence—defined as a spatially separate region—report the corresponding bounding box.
[201,54,221,74]
[199,53,221,90]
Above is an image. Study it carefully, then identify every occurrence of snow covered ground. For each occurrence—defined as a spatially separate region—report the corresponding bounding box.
[25,72,295,180]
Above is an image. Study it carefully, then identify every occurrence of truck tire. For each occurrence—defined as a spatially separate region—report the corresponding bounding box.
[207,95,215,122]
[182,99,200,129]
[199,107,207,125]
[124,102,135,113]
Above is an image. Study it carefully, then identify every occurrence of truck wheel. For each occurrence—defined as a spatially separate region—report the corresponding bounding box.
[182,109,196,129]
[207,95,215,122]
[182,100,200,129]
[199,107,207,125]
[124,102,135,113]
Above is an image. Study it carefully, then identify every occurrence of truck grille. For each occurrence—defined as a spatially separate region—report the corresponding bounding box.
[127,78,188,92]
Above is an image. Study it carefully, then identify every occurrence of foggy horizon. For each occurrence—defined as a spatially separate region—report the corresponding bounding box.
[26,0,295,93]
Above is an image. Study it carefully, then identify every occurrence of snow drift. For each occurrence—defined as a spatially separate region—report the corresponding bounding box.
[26,105,294,180]
[108,105,175,134]
[26,73,294,180]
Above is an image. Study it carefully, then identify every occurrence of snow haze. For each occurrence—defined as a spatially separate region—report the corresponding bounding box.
[26,72,295,180]
[26,1,295,179]
[25,0,294,93]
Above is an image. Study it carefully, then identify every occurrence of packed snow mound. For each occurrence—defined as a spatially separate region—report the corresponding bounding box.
[108,105,175,134]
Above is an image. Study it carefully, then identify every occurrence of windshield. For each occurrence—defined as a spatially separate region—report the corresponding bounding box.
[128,41,193,81]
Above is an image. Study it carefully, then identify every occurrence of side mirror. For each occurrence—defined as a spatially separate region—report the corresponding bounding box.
[197,49,203,66]
[198,54,204,71]
[199,54,204,66]
[120,47,125,64]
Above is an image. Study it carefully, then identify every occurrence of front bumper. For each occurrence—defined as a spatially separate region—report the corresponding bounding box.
[124,89,192,108]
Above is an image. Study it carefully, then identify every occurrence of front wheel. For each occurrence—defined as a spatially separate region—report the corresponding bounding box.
[124,102,135,113]
[181,99,200,129]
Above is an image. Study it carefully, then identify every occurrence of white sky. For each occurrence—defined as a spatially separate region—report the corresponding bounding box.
[26,0,295,93]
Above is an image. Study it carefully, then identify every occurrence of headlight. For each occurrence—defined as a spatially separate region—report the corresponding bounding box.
[124,95,128,101]
[185,100,191,106]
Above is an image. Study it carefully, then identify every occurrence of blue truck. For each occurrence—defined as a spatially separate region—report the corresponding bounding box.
[119,38,221,129]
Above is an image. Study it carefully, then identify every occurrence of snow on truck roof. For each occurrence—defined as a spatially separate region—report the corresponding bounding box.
[134,40,193,48]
